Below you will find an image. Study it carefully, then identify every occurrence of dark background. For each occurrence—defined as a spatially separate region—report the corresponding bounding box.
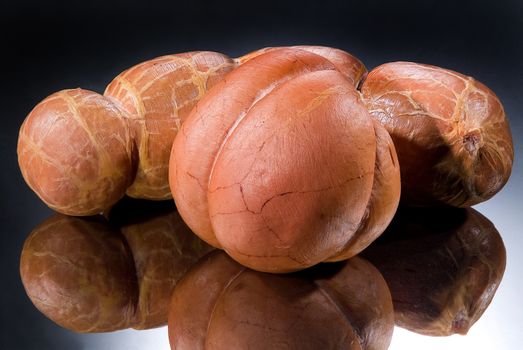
[1,0,522,349]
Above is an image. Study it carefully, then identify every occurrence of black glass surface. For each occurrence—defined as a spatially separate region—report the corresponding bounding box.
[2,1,522,349]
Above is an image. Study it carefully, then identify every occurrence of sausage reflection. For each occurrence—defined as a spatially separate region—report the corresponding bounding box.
[20,198,213,332]
[168,251,394,350]
[361,206,506,336]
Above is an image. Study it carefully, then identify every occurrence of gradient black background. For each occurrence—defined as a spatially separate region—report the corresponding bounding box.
[2,0,522,349]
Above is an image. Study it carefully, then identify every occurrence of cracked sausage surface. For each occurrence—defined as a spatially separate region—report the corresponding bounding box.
[170,47,400,272]
[361,61,514,206]
[18,52,236,215]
